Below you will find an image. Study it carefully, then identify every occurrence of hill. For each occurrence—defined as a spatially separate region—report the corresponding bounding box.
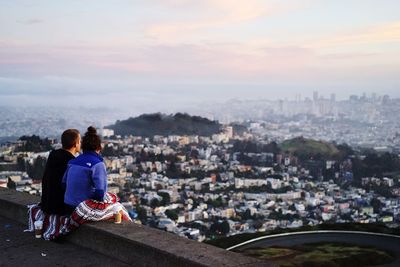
[280,137,340,160]
[108,113,222,137]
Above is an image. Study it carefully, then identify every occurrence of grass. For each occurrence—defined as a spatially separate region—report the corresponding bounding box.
[240,243,395,267]
[243,247,295,260]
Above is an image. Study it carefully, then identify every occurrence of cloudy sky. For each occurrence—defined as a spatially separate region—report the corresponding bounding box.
[0,0,399,108]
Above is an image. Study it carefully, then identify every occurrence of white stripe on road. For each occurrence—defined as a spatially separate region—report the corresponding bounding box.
[226,230,400,251]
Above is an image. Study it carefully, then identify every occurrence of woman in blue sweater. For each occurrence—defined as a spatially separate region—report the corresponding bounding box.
[62,126,107,214]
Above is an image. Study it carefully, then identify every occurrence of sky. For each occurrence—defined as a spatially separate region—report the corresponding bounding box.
[0,0,399,109]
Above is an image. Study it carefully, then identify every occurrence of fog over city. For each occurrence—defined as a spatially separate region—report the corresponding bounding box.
[1,86,400,110]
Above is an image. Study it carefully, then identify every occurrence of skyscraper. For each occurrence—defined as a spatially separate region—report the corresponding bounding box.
[313,91,319,102]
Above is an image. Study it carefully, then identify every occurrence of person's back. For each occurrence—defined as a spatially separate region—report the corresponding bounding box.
[63,126,107,212]
[63,151,107,207]
[41,129,80,215]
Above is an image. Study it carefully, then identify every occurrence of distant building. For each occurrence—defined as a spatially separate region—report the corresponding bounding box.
[102,128,115,137]
[224,126,233,139]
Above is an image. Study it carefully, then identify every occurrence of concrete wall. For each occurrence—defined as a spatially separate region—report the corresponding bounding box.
[0,188,272,267]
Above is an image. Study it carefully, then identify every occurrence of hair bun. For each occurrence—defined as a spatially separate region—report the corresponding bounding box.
[87,126,97,135]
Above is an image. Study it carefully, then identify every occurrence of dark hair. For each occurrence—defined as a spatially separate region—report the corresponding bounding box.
[61,129,80,149]
[81,126,102,152]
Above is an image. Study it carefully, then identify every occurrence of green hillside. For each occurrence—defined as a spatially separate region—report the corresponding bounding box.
[108,113,221,137]
[280,137,340,160]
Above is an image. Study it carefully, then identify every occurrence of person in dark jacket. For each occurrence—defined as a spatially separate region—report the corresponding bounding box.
[63,126,107,214]
[41,129,81,215]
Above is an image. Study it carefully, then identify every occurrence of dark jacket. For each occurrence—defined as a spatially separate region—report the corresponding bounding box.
[41,149,75,215]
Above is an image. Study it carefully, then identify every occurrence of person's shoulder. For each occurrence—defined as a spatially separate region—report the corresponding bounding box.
[68,153,84,166]
[53,149,75,160]
[47,149,65,160]
[90,153,104,166]
[70,152,102,168]
[48,148,58,156]
[51,148,69,156]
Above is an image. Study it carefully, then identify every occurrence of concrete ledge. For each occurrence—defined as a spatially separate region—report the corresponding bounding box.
[0,188,271,267]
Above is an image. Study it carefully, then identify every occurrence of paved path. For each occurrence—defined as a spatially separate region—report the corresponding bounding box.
[0,215,129,267]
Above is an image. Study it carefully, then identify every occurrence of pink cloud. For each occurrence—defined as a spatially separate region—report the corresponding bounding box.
[88,61,155,73]
[311,22,400,48]
[0,38,398,87]
[145,0,270,40]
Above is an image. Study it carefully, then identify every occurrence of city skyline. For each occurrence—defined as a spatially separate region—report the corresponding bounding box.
[1,1,399,108]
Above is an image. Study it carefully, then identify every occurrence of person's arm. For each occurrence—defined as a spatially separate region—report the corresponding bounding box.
[91,162,107,201]
[40,151,54,205]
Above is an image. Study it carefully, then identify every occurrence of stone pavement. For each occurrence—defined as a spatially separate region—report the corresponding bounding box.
[0,215,129,267]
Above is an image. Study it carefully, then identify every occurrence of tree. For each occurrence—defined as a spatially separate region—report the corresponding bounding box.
[253,220,264,230]
[166,160,180,178]
[158,192,171,206]
[210,220,230,235]
[372,185,393,198]
[150,198,160,208]
[135,204,147,223]
[27,156,47,180]
[7,178,16,190]
[242,209,254,220]
[124,181,132,192]
[207,197,224,208]
[102,144,123,157]
[273,164,282,173]
[336,143,354,160]
[289,204,296,211]
[220,221,230,235]
[140,197,148,206]
[16,135,52,152]
[370,198,382,214]
[17,156,26,171]
[165,209,178,221]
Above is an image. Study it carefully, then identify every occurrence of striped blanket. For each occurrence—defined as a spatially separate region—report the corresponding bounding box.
[26,192,132,240]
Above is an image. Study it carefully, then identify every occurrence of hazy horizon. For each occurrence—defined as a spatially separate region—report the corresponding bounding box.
[1,1,399,109]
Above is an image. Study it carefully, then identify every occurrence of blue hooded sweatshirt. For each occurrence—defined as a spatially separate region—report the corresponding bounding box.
[62,151,107,207]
